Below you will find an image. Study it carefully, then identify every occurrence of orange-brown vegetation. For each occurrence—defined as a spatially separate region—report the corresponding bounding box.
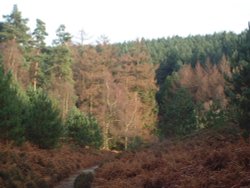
[93,126,250,188]
[71,42,157,149]
[178,56,231,109]
[0,40,30,88]
[0,142,114,188]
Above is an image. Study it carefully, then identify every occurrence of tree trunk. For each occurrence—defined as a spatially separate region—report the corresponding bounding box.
[124,136,128,150]
[124,93,138,150]
[89,95,93,114]
[33,62,38,91]
[103,123,110,150]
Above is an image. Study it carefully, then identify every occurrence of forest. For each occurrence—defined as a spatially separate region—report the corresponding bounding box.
[0,5,250,188]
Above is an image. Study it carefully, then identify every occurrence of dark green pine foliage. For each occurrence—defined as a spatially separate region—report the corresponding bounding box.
[44,45,73,82]
[66,107,103,148]
[155,49,182,85]
[227,23,250,135]
[26,88,63,148]
[116,32,238,65]
[0,63,24,144]
[0,4,30,46]
[53,24,72,45]
[41,24,73,84]
[29,19,48,88]
[32,19,48,49]
[157,76,197,137]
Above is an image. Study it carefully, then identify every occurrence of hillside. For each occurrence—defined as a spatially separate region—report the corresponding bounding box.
[1,125,249,188]
[93,126,250,188]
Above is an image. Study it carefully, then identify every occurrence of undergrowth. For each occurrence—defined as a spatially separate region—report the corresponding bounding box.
[0,142,112,188]
[93,125,250,188]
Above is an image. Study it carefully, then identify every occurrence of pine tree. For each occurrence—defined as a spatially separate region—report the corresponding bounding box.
[32,19,48,49]
[30,19,48,91]
[53,24,72,45]
[157,75,197,137]
[0,4,30,47]
[0,62,24,144]
[66,107,103,148]
[26,88,63,148]
[44,24,73,82]
[227,23,250,136]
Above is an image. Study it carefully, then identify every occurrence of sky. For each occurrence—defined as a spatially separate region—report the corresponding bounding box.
[0,0,250,44]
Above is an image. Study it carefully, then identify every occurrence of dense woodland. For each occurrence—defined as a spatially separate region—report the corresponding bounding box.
[1,5,250,187]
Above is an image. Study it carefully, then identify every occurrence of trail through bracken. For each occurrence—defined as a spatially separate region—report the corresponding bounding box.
[0,143,113,188]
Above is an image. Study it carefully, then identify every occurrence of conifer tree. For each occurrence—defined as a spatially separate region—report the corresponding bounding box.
[32,19,48,49]
[0,62,24,144]
[66,107,103,148]
[53,24,72,45]
[157,75,197,137]
[227,23,250,135]
[30,19,48,91]
[26,88,63,148]
[0,4,30,47]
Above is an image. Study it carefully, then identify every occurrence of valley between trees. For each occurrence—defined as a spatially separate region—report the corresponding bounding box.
[0,5,250,188]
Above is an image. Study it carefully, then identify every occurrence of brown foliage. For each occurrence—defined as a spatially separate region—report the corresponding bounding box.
[0,142,113,188]
[203,150,230,171]
[71,44,158,149]
[48,78,76,119]
[0,40,30,88]
[93,127,250,188]
[178,58,231,109]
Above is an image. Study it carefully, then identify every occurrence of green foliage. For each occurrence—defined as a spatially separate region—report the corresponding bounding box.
[153,32,238,138]
[32,19,48,49]
[155,49,182,85]
[158,76,197,137]
[227,24,250,135]
[66,107,103,148]
[42,45,73,83]
[0,4,30,47]
[117,32,238,69]
[25,89,63,149]
[53,24,72,45]
[0,64,24,144]
[150,33,238,85]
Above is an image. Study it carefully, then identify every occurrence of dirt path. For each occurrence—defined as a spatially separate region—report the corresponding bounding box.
[54,165,99,188]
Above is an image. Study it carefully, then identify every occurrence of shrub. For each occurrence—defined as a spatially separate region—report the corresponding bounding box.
[66,107,103,148]
[25,89,63,149]
[0,65,24,144]
[158,85,197,137]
